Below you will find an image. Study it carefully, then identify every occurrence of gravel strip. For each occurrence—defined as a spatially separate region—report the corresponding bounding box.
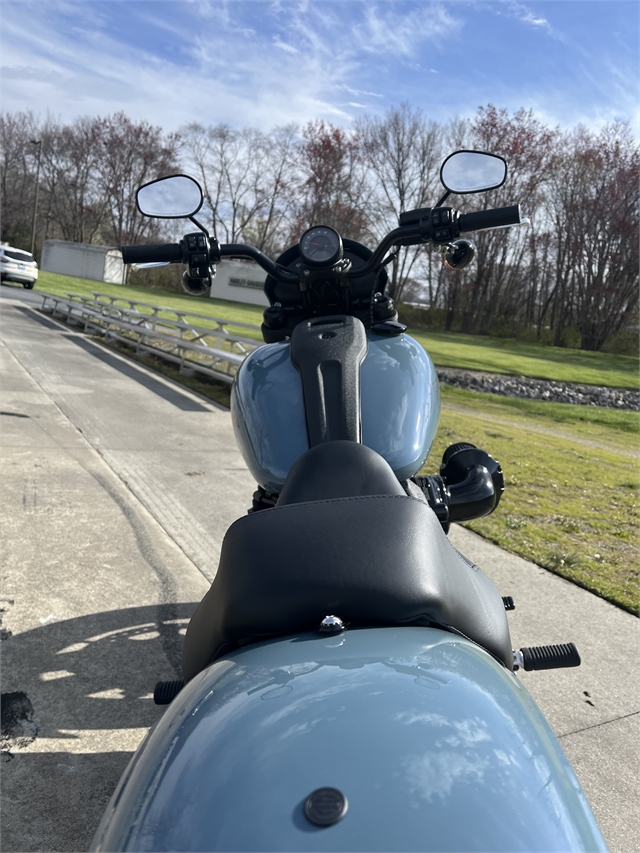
[437,368,639,410]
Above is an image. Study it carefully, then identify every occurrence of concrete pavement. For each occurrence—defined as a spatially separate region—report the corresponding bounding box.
[1,290,638,851]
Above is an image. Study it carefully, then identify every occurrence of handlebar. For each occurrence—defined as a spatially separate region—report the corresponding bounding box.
[458,205,521,233]
[219,244,297,283]
[120,239,298,284]
[121,203,523,283]
[121,243,183,265]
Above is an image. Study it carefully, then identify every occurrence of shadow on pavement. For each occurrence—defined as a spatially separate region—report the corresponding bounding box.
[1,603,199,852]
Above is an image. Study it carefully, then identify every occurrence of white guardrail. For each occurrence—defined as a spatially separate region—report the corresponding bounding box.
[41,292,262,384]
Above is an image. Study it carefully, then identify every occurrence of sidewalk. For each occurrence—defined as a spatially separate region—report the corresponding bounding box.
[1,295,638,851]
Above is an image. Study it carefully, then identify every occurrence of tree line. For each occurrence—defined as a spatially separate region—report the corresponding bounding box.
[1,105,637,351]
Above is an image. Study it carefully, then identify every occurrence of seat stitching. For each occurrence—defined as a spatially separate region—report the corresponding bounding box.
[256,493,422,514]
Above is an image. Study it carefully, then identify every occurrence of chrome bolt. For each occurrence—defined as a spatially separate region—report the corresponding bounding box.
[319,615,345,634]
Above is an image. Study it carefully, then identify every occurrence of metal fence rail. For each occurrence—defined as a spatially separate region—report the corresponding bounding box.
[41,292,262,384]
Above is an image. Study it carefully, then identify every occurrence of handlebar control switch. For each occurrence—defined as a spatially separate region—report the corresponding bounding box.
[425,208,460,245]
[397,207,461,245]
[189,253,208,278]
[182,231,211,280]
[186,233,207,251]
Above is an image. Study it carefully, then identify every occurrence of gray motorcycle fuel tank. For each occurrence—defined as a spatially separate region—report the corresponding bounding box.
[231,331,440,492]
[92,628,607,852]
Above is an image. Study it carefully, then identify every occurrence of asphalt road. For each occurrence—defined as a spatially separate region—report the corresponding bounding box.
[1,288,638,852]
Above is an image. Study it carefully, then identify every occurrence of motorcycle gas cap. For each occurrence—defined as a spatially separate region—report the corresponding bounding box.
[304,787,348,827]
[319,615,345,633]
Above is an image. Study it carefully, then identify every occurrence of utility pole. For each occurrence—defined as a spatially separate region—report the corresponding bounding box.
[29,139,42,256]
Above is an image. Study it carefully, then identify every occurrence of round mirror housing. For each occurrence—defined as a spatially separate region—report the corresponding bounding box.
[136,175,204,219]
[440,151,507,195]
[181,271,211,296]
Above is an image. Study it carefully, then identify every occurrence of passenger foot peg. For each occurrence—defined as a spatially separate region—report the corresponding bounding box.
[154,679,184,705]
[513,643,581,671]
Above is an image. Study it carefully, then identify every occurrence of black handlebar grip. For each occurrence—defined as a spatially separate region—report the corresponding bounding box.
[458,205,521,234]
[121,243,183,265]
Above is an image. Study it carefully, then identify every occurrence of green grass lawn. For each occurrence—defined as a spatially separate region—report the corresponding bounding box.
[427,386,639,614]
[34,271,266,339]
[409,329,638,389]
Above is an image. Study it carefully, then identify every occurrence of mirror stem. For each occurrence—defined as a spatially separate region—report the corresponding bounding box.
[434,189,451,209]
[189,215,211,239]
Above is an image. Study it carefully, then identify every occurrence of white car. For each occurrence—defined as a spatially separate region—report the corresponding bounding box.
[0,245,39,289]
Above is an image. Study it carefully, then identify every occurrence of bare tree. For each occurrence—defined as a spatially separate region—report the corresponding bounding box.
[548,123,639,350]
[98,112,180,247]
[181,122,296,255]
[356,104,444,302]
[290,119,369,243]
[457,105,557,335]
[3,106,636,349]
[239,124,298,257]
[0,111,41,249]
[38,116,106,244]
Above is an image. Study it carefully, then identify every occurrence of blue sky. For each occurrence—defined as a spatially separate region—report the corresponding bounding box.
[1,1,638,135]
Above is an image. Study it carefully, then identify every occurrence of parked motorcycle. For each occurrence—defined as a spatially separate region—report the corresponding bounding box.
[91,151,607,852]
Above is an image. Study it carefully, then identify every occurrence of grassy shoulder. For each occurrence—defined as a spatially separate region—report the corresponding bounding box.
[35,271,638,388]
[35,271,265,340]
[440,385,638,454]
[426,386,639,614]
[409,329,638,389]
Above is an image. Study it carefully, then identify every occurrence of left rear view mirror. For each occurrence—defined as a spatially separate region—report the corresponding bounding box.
[136,175,204,219]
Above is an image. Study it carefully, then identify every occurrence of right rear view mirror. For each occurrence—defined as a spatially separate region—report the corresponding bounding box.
[440,151,507,195]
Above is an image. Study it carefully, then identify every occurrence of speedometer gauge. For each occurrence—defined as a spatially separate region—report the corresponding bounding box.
[299,226,343,266]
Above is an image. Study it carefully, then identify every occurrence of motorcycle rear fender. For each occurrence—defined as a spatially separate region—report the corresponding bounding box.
[92,627,607,852]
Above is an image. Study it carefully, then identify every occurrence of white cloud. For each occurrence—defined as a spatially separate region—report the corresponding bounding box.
[340,85,384,99]
[359,3,457,57]
[0,1,366,130]
[502,1,552,32]
[273,37,299,54]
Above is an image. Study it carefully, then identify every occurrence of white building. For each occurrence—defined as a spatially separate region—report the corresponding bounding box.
[41,240,125,284]
[209,260,269,307]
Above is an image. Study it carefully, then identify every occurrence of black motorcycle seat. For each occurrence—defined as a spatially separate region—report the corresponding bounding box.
[183,444,512,681]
